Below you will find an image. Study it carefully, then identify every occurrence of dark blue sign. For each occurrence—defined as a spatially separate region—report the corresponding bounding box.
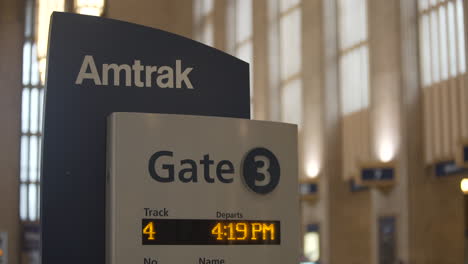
[41,13,249,264]
[361,167,395,182]
[463,146,468,163]
[300,182,318,195]
[306,223,319,233]
[434,160,468,177]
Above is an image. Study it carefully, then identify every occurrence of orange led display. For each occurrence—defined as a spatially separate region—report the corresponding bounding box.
[142,219,280,245]
[211,222,276,241]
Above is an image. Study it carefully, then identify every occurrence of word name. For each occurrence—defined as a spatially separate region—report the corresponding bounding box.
[75,55,194,89]
[199,258,225,264]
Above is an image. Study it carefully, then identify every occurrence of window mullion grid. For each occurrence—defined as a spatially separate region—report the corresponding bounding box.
[454,0,462,75]
[279,3,301,18]
[424,11,435,86]
[438,3,447,81]
[446,1,456,77]
[24,40,35,198]
[430,6,440,84]
[278,1,284,122]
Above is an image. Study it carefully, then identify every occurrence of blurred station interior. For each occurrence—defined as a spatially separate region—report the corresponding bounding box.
[1,0,468,263]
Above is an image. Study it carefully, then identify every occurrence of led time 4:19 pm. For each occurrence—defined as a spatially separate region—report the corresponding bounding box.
[211,222,276,241]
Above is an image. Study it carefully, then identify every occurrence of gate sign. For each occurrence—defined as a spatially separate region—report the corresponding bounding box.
[41,13,249,264]
[107,113,300,263]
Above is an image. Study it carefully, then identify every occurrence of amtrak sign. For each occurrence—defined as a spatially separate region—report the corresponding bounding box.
[41,13,249,264]
[75,56,195,89]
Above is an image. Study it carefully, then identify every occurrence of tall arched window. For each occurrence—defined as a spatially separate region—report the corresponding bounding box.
[419,0,465,87]
[278,0,302,126]
[227,0,254,116]
[194,0,215,46]
[338,0,369,115]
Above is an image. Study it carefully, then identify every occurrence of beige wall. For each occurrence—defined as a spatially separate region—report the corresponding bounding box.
[0,0,24,263]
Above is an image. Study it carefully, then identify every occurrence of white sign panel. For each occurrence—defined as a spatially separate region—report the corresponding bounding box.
[106,113,299,264]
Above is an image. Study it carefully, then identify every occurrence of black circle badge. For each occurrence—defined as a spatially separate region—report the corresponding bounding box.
[242,147,280,194]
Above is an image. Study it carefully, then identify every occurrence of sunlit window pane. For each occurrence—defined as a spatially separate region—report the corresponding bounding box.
[31,44,39,86]
[340,46,369,114]
[202,0,214,15]
[338,0,367,49]
[439,6,449,80]
[20,184,28,221]
[431,11,441,82]
[202,21,214,46]
[237,43,254,97]
[280,8,301,80]
[281,79,302,125]
[448,1,457,77]
[30,88,39,133]
[39,89,44,133]
[24,0,33,37]
[29,136,38,182]
[280,0,300,12]
[29,184,37,221]
[304,231,320,262]
[23,42,31,85]
[456,0,466,73]
[235,0,252,43]
[194,0,214,46]
[22,89,30,133]
[37,185,41,219]
[338,0,369,115]
[420,14,432,86]
[20,136,29,182]
[38,139,42,181]
[418,0,429,12]
[419,0,466,84]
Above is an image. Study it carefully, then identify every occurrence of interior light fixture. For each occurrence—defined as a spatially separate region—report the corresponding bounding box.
[306,162,320,179]
[460,178,468,194]
[74,0,105,16]
[378,140,395,163]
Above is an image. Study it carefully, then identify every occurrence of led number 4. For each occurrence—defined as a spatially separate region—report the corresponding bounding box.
[211,223,223,240]
[143,221,156,240]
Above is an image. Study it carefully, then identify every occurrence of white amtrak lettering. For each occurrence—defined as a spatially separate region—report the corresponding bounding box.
[75,55,194,89]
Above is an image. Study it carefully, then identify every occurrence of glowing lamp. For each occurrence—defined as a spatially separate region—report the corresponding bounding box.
[74,0,105,16]
[461,178,468,194]
[378,141,395,163]
[306,162,320,179]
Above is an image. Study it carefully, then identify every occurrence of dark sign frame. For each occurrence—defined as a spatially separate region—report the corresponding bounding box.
[41,13,250,264]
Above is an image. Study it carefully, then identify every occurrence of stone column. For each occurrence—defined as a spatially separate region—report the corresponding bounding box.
[0,0,24,263]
